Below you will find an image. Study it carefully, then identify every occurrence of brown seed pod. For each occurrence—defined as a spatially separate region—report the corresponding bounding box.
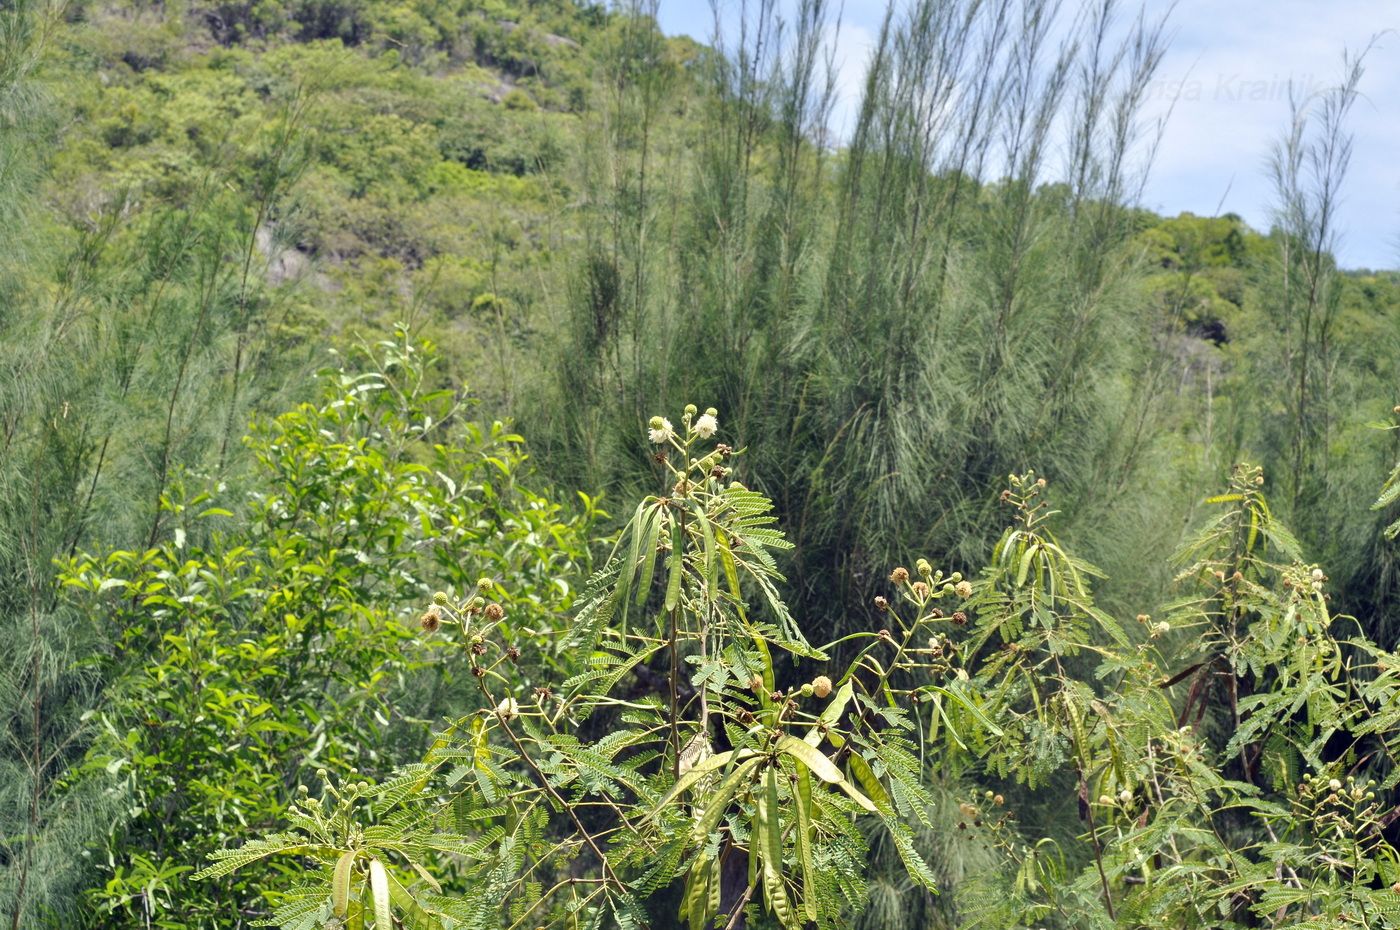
[951,611,967,625]
[874,596,889,612]
[484,602,505,622]
[889,566,910,584]
[419,608,442,634]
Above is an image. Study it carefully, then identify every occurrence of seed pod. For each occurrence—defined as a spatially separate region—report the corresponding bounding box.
[332,850,356,917]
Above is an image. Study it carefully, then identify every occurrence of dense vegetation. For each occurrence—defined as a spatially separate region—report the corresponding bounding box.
[2,0,1399,927]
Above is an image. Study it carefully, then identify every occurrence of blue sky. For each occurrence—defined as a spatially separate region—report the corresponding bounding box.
[654,1,1400,270]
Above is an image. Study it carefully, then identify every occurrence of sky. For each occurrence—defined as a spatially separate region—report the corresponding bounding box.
[654,1,1400,270]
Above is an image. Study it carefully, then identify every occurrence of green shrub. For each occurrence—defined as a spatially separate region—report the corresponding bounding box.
[62,333,601,927]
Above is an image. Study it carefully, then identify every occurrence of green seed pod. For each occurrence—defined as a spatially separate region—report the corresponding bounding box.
[331,850,356,917]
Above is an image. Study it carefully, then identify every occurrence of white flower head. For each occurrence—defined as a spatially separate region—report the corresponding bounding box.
[694,411,718,439]
[647,416,673,444]
[495,697,520,722]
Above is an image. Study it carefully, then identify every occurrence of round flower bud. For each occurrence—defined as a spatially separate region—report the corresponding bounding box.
[916,558,933,577]
[800,683,814,697]
[477,577,494,592]
[684,404,697,417]
[1119,789,1132,804]
[649,416,666,429]
[705,407,717,418]
[1098,795,1113,806]
[954,580,973,598]
[811,675,833,698]
[433,591,449,606]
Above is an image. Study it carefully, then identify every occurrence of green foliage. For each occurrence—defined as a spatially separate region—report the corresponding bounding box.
[200,406,979,928]
[59,334,599,927]
[201,413,1400,930]
[6,1,1400,928]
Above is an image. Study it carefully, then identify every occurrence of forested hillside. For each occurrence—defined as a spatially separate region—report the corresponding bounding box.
[3,0,1400,927]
